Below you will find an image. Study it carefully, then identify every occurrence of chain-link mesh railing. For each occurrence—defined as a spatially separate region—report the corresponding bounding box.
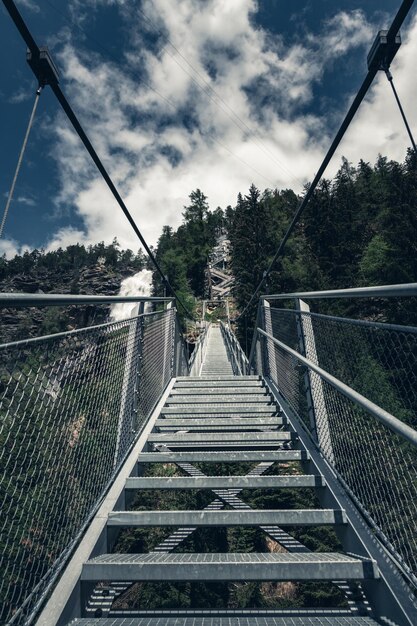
[188,322,208,376]
[0,306,186,625]
[173,316,190,377]
[251,303,417,588]
[220,322,249,375]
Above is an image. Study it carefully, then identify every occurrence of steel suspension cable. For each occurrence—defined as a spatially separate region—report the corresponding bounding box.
[50,82,191,317]
[0,85,42,238]
[384,68,417,152]
[40,0,279,189]
[237,0,415,322]
[2,0,194,319]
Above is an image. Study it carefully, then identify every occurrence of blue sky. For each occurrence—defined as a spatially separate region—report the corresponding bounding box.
[0,0,416,257]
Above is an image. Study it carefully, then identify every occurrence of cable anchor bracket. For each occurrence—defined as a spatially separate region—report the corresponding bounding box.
[26,46,60,87]
[367,29,401,73]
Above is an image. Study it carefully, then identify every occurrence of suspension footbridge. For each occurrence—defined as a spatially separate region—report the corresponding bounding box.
[1,286,417,626]
[1,0,417,624]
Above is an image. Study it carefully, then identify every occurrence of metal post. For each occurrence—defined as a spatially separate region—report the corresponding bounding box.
[262,300,275,379]
[295,299,334,463]
[164,301,175,381]
[295,299,318,438]
[114,301,145,468]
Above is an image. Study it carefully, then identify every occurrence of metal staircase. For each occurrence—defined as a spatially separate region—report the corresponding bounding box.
[206,234,234,300]
[65,326,385,626]
[200,326,234,376]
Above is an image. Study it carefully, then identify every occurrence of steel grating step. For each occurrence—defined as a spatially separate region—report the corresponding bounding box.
[174,381,264,388]
[163,406,276,412]
[137,450,309,463]
[124,475,324,490]
[152,443,290,450]
[107,509,346,527]
[107,608,359,617]
[81,552,379,582]
[161,406,278,415]
[149,432,294,443]
[176,380,259,385]
[171,387,268,395]
[155,417,286,427]
[69,617,382,625]
[177,376,260,381]
[166,395,273,404]
[155,425,281,432]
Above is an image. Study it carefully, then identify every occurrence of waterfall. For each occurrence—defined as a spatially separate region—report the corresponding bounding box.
[110,269,153,321]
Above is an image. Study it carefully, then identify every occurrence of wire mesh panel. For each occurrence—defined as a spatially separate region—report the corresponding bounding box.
[262,307,307,424]
[0,308,178,625]
[257,304,417,588]
[137,309,175,423]
[173,316,190,377]
[301,311,417,429]
[220,322,249,375]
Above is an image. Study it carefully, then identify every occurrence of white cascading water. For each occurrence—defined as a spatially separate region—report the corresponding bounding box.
[110,269,153,321]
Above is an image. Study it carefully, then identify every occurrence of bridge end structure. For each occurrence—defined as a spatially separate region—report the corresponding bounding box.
[1,286,417,626]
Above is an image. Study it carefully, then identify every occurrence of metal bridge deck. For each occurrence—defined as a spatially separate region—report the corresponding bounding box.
[46,325,402,625]
[70,369,383,625]
[200,325,234,376]
[69,617,382,626]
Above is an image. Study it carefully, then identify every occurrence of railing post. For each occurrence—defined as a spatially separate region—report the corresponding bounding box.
[295,298,317,438]
[262,299,274,379]
[247,300,262,374]
[295,298,334,462]
[165,300,175,381]
[114,301,145,468]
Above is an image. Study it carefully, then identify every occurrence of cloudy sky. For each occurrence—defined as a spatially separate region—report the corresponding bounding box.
[0,0,416,258]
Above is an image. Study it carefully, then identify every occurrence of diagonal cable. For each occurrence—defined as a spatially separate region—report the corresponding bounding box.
[0,86,42,238]
[236,0,416,322]
[384,68,416,152]
[2,0,194,319]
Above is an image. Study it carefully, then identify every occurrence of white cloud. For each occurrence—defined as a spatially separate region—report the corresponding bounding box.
[41,1,415,255]
[16,196,36,206]
[45,227,87,251]
[15,0,40,14]
[0,237,30,259]
[333,14,417,166]
[9,89,33,104]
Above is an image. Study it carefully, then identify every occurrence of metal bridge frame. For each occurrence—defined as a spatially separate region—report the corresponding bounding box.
[1,285,417,625]
[244,282,417,625]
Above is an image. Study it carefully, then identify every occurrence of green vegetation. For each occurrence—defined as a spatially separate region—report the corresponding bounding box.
[1,150,417,617]
[152,189,225,320]
[0,238,148,343]
[228,151,417,338]
[0,239,146,281]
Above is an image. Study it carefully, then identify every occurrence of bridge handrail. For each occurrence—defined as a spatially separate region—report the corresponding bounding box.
[0,299,189,625]
[220,321,249,375]
[249,292,417,589]
[263,282,417,301]
[0,309,165,349]
[257,326,417,448]
[0,293,174,306]
[188,322,210,376]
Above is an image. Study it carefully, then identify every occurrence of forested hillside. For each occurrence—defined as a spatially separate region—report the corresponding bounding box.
[232,152,417,302]
[151,150,417,336]
[0,240,147,342]
[152,189,225,314]
[1,151,416,339]
[1,152,416,615]
[230,151,417,322]
[228,151,417,349]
